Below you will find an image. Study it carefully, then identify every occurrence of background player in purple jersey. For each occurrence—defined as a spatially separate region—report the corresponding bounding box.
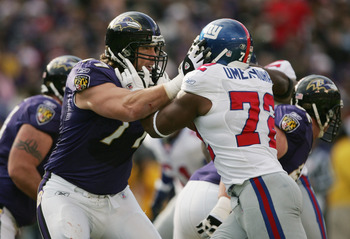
[36,11,209,239]
[141,18,307,239]
[275,74,342,239]
[0,55,81,239]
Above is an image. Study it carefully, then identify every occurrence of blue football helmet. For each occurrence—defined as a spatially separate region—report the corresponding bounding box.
[292,75,343,142]
[41,55,81,102]
[198,18,254,65]
[105,11,168,84]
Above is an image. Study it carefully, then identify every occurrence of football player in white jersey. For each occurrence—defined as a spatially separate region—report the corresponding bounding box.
[173,60,298,239]
[141,18,307,238]
[193,62,339,239]
[143,128,207,239]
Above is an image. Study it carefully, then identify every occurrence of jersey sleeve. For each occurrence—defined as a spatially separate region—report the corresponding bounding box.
[275,104,313,176]
[275,104,312,141]
[181,63,222,100]
[21,97,61,137]
[66,59,121,93]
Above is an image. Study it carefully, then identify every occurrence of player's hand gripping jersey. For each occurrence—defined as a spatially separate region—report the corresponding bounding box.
[45,59,146,195]
[182,61,285,189]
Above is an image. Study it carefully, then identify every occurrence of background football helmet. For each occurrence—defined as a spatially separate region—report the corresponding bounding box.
[198,18,254,65]
[292,74,343,142]
[41,55,81,102]
[105,11,168,84]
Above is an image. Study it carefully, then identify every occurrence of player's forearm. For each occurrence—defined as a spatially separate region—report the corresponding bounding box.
[10,167,41,200]
[122,85,171,121]
[265,69,295,103]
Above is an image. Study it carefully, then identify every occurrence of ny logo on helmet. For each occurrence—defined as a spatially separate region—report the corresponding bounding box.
[203,25,223,39]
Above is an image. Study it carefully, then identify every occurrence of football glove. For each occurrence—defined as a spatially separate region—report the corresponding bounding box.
[179,36,211,76]
[196,196,231,238]
[115,58,151,91]
[196,215,223,239]
[148,67,170,87]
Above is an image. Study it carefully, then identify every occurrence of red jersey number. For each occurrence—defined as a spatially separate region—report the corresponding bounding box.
[229,91,276,148]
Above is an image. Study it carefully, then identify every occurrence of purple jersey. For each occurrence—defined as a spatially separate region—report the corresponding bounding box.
[190,161,220,185]
[275,104,313,177]
[44,59,145,195]
[0,95,61,226]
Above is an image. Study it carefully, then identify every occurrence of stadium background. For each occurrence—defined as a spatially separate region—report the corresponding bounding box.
[0,0,349,238]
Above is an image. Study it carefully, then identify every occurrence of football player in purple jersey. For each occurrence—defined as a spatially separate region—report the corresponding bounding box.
[0,55,81,238]
[36,11,209,239]
[275,74,342,239]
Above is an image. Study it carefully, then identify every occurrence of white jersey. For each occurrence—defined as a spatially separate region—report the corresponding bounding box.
[143,128,206,193]
[182,61,284,189]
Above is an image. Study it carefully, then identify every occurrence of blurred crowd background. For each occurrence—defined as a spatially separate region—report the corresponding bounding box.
[0,0,349,238]
[1,0,350,124]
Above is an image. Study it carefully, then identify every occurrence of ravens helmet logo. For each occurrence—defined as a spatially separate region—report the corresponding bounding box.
[306,79,338,92]
[110,16,142,31]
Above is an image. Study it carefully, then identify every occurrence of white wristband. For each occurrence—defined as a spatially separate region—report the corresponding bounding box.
[153,111,170,138]
[163,74,183,100]
[209,197,231,221]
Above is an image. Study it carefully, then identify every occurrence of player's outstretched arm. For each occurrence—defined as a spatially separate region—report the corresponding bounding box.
[141,92,211,138]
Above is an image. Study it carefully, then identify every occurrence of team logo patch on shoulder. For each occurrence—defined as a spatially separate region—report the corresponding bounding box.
[280,114,300,133]
[36,104,55,125]
[74,75,90,91]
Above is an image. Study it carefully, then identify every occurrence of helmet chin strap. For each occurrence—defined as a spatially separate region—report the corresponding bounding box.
[312,103,329,138]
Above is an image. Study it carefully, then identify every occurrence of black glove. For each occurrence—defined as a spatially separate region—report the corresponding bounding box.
[196,196,231,238]
[196,215,223,239]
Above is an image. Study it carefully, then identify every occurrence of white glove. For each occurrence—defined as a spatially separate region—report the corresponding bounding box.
[264,60,296,81]
[115,58,151,91]
[196,197,231,238]
[157,71,170,85]
[178,36,211,76]
[149,67,170,87]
